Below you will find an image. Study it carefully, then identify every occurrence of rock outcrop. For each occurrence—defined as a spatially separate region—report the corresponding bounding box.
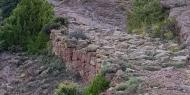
[160,0,190,63]
[50,30,100,82]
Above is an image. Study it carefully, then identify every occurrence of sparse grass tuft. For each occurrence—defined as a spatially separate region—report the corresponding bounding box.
[54,81,80,95]
[115,77,141,93]
[84,74,110,95]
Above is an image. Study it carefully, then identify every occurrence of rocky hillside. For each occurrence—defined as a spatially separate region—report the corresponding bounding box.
[0,52,81,95]
[1,0,190,95]
[49,0,190,95]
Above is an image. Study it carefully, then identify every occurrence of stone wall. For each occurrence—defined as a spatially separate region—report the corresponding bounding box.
[50,30,100,82]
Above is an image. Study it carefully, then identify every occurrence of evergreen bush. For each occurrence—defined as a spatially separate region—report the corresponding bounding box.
[27,31,49,54]
[0,0,53,52]
[41,17,68,34]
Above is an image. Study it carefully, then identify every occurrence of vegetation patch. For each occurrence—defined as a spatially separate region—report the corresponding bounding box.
[84,74,110,95]
[54,81,81,95]
[128,0,166,31]
[54,74,110,95]
[127,0,176,40]
[0,0,53,53]
[42,17,69,34]
[115,77,141,94]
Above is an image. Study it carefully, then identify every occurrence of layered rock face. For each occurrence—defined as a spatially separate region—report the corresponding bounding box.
[49,0,127,82]
[160,0,190,61]
[50,30,100,82]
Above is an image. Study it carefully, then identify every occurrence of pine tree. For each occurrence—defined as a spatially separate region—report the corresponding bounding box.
[0,0,53,50]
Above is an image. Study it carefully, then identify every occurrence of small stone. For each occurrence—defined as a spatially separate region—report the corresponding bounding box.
[121,55,129,61]
[86,44,99,52]
[113,31,121,36]
[102,46,114,50]
[117,42,129,49]
[20,73,26,78]
[78,40,89,49]
[172,56,188,61]
[118,37,128,42]
[126,68,135,73]
[116,70,124,76]
[144,93,149,95]
[163,67,174,71]
[115,91,126,95]
[90,60,96,65]
[96,58,102,63]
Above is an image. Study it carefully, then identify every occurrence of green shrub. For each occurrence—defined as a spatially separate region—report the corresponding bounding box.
[42,17,69,34]
[127,0,167,33]
[42,23,61,34]
[54,81,80,95]
[0,0,20,19]
[41,55,66,73]
[115,77,141,93]
[148,19,176,40]
[84,74,110,95]
[27,32,49,54]
[54,17,69,27]
[0,0,53,51]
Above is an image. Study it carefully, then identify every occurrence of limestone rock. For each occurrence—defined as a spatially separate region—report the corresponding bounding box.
[172,56,188,61]
[86,44,99,52]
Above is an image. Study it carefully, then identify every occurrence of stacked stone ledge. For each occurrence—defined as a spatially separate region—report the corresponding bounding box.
[50,29,101,82]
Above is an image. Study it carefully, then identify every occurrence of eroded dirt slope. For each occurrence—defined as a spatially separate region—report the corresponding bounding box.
[0,52,79,95]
